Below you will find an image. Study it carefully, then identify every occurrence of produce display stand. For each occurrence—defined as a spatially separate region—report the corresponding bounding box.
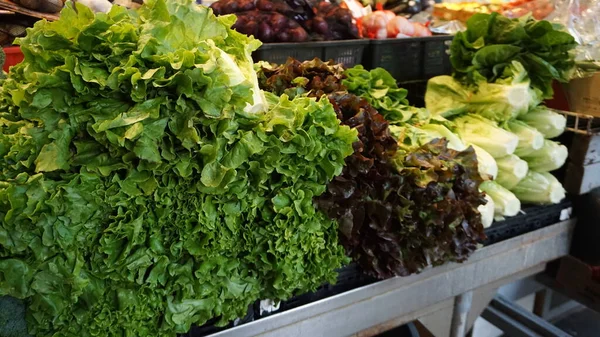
[208,219,575,337]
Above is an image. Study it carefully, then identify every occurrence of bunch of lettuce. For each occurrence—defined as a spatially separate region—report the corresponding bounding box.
[480,181,521,218]
[257,58,347,98]
[315,102,487,278]
[453,114,519,158]
[512,171,566,205]
[390,123,466,152]
[0,2,357,336]
[518,106,567,139]
[257,59,487,279]
[320,137,487,278]
[450,13,577,99]
[389,122,495,227]
[342,66,428,124]
[258,60,427,125]
[425,61,542,123]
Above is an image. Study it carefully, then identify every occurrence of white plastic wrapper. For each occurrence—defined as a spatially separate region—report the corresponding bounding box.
[343,0,371,19]
[259,299,280,315]
[429,19,465,34]
[549,0,600,75]
[76,0,113,13]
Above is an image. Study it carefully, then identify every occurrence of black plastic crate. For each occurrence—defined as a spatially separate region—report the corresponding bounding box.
[182,303,255,337]
[399,80,428,108]
[258,263,375,318]
[253,39,369,67]
[364,35,453,82]
[483,199,573,246]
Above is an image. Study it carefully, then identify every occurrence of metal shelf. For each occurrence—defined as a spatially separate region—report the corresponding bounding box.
[210,219,576,337]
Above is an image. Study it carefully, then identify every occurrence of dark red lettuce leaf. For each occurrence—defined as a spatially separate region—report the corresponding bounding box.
[318,138,486,279]
[257,58,347,98]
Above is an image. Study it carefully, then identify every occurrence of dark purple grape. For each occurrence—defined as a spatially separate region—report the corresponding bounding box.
[246,21,259,34]
[270,13,288,30]
[239,0,255,11]
[233,13,259,35]
[273,2,292,14]
[210,2,223,14]
[312,16,328,34]
[348,24,359,38]
[288,27,308,42]
[226,1,238,13]
[256,0,274,11]
[287,19,300,28]
[258,22,275,42]
[317,2,334,15]
[277,31,290,42]
[234,14,248,25]
[336,10,352,24]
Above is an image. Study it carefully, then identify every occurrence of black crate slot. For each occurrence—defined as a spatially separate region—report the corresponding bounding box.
[253,40,369,68]
[365,35,453,82]
[483,199,572,246]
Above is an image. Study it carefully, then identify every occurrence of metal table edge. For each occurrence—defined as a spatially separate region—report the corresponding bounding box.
[210,219,576,337]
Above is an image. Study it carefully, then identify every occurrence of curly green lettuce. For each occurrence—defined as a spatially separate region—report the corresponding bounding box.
[0,1,356,336]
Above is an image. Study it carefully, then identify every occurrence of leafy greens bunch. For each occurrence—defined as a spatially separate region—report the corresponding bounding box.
[424,13,573,217]
[257,58,347,98]
[0,1,357,336]
[450,12,577,99]
[316,104,487,278]
[342,66,428,124]
[426,61,543,122]
[258,59,486,278]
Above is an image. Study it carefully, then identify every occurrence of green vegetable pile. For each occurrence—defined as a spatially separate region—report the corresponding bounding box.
[450,12,577,99]
[342,65,428,124]
[257,59,487,278]
[425,12,573,220]
[0,1,357,336]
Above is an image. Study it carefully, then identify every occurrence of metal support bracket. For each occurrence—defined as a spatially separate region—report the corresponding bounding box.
[481,295,573,337]
[450,291,473,337]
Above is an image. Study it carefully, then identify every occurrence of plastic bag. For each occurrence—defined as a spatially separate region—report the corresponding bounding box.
[549,0,600,77]
[429,19,465,35]
[502,0,555,20]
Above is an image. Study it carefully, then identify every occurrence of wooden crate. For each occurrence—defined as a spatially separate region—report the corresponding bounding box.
[556,256,600,312]
[565,132,600,195]
[565,73,600,118]
[565,127,600,195]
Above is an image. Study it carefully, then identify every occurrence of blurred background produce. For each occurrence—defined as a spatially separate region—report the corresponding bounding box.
[12,0,63,13]
[432,0,555,22]
[0,14,33,46]
[360,7,432,38]
[360,0,430,16]
[211,0,359,42]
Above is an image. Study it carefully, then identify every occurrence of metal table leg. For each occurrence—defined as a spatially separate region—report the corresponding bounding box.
[450,291,474,337]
